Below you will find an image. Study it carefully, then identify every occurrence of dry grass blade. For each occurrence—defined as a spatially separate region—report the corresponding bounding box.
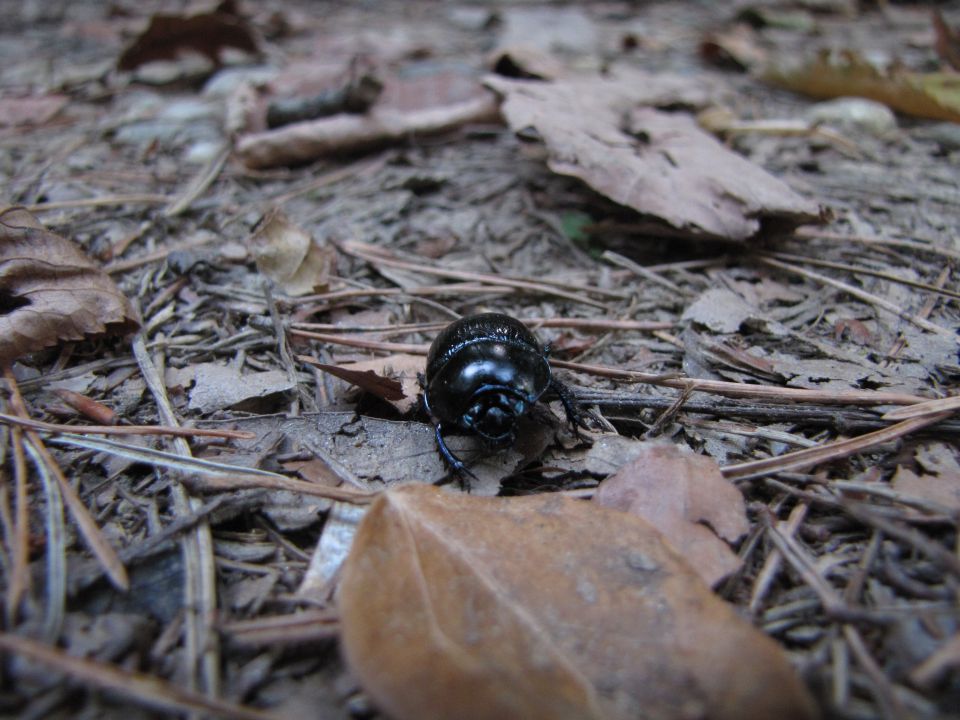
[759,256,958,341]
[4,368,129,592]
[164,144,229,217]
[28,435,130,591]
[763,250,960,301]
[0,411,255,440]
[722,413,952,481]
[220,610,340,648]
[48,434,375,503]
[342,240,611,309]
[796,227,960,262]
[553,359,929,406]
[132,334,219,697]
[0,634,282,720]
[882,396,960,421]
[22,437,66,640]
[5,427,30,623]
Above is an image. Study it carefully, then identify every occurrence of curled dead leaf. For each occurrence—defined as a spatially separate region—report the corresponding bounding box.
[248,208,335,296]
[339,484,818,720]
[485,72,822,241]
[310,354,423,414]
[0,208,140,367]
[117,2,260,72]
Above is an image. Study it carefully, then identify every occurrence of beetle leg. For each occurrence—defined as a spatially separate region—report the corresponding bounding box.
[434,423,478,486]
[549,378,597,434]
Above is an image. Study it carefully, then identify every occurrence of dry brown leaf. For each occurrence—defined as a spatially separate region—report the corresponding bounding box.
[593,441,749,586]
[339,484,818,720]
[932,10,960,72]
[764,49,960,123]
[0,94,68,128]
[248,208,334,296]
[891,466,960,513]
[0,207,140,368]
[485,73,822,241]
[116,2,260,72]
[312,354,423,414]
[699,24,768,72]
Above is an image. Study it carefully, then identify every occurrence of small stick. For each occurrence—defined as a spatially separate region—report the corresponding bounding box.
[0,412,255,440]
[758,256,957,341]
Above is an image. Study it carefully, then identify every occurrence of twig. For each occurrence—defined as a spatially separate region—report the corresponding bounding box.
[795,227,960,263]
[25,194,172,213]
[0,634,281,720]
[47,434,375,503]
[22,438,67,641]
[722,413,952,481]
[132,334,220,699]
[0,412,255,440]
[555,359,929,406]
[882,396,960,421]
[5,427,29,623]
[749,502,808,613]
[164,144,229,217]
[758,256,957,342]
[762,251,960,301]
[843,625,911,720]
[601,249,690,296]
[4,368,129,593]
[342,240,612,309]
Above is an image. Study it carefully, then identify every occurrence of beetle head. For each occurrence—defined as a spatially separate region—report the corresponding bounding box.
[462,389,527,447]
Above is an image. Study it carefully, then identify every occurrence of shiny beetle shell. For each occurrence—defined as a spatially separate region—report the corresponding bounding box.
[424,313,551,437]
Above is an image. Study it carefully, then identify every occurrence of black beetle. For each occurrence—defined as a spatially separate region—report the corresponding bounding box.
[423,312,589,478]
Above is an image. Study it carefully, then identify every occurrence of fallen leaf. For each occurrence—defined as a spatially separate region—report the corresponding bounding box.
[892,467,960,513]
[0,207,140,367]
[339,484,819,720]
[683,287,758,333]
[311,354,423,414]
[933,10,960,72]
[699,24,767,72]
[0,94,68,128]
[187,363,294,413]
[486,73,822,241]
[764,49,960,123]
[116,2,260,72]
[593,441,749,586]
[248,208,335,296]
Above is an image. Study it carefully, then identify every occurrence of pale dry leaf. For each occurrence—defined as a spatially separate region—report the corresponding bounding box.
[593,440,749,586]
[187,362,294,413]
[314,353,424,414]
[338,484,818,720]
[248,208,334,296]
[682,287,758,333]
[0,207,140,367]
[485,72,822,241]
[891,466,960,513]
[116,5,260,72]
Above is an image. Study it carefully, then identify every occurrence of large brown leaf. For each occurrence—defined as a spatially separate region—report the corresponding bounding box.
[0,208,140,367]
[485,72,822,241]
[338,484,818,720]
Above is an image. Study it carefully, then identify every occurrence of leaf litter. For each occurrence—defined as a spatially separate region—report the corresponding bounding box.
[1,2,960,719]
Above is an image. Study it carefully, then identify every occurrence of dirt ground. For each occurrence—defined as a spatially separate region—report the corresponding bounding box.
[1,1,959,719]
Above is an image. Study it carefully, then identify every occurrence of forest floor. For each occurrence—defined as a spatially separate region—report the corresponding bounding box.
[1,1,959,719]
